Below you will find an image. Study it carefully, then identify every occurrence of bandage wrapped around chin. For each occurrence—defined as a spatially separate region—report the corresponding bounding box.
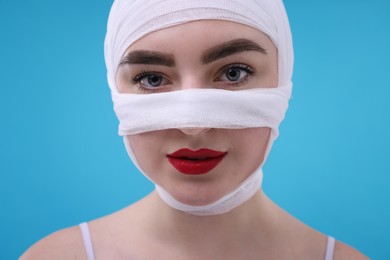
[105,0,294,216]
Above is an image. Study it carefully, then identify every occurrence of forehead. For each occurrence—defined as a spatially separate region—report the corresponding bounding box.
[123,20,276,56]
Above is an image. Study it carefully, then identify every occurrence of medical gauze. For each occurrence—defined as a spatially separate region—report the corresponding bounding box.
[105,0,294,215]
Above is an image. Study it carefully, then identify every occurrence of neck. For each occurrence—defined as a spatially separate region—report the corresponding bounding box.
[147,189,281,247]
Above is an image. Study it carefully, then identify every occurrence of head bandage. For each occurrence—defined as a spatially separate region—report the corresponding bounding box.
[105,0,293,215]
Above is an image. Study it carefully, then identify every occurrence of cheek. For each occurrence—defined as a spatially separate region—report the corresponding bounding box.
[127,134,165,175]
[231,128,271,168]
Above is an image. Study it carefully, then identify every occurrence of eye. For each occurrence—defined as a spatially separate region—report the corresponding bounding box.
[132,71,170,89]
[216,64,255,86]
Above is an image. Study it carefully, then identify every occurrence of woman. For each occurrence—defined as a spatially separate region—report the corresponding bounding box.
[21,0,368,259]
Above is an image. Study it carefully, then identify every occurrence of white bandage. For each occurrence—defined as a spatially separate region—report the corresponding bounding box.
[113,86,291,137]
[105,0,294,215]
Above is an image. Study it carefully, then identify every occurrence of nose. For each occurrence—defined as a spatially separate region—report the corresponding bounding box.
[179,128,211,136]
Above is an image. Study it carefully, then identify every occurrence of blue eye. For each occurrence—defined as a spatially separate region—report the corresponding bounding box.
[218,64,254,84]
[133,72,169,88]
[144,74,163,87]
[225,67,246,81]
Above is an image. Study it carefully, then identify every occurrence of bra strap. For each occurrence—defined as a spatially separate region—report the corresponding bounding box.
[79,222,95,260]
[325,236,336,260]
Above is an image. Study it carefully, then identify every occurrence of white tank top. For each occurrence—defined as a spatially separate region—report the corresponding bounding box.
[79,222,336,260]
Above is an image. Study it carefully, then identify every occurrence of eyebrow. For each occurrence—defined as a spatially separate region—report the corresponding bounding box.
[119,50,175,67]
[202,38,267,64]
[119,38,267,67]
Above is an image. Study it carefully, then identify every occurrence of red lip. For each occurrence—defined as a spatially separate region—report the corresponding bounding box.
[167,148,227,175]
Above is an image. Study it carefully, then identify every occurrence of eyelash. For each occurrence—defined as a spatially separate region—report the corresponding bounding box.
[216,63,255,88]
[132,71,170,93]
[131,63,255,93]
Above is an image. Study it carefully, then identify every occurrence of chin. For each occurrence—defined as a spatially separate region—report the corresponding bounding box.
[164,181,229,206]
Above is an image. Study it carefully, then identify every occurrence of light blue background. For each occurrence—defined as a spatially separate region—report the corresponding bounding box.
[1,1,389,259]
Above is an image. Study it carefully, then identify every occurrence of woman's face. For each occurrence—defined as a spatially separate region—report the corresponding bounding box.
[116,20,278,206]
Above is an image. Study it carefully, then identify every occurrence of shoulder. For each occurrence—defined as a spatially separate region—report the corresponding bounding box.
[20,225,87,260]
[334,240,370,260]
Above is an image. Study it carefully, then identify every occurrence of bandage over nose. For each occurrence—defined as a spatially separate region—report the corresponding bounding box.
[113,86,291,137]
[105,0,293,215]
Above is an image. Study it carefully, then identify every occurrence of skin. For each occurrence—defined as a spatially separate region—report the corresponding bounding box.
[21,20,369,260]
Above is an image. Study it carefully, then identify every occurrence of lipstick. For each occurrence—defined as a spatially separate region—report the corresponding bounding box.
[167,148,227,175]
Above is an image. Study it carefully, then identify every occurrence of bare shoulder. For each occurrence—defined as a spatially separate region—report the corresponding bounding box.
[334,240,370,260]
[20,225,87,260]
